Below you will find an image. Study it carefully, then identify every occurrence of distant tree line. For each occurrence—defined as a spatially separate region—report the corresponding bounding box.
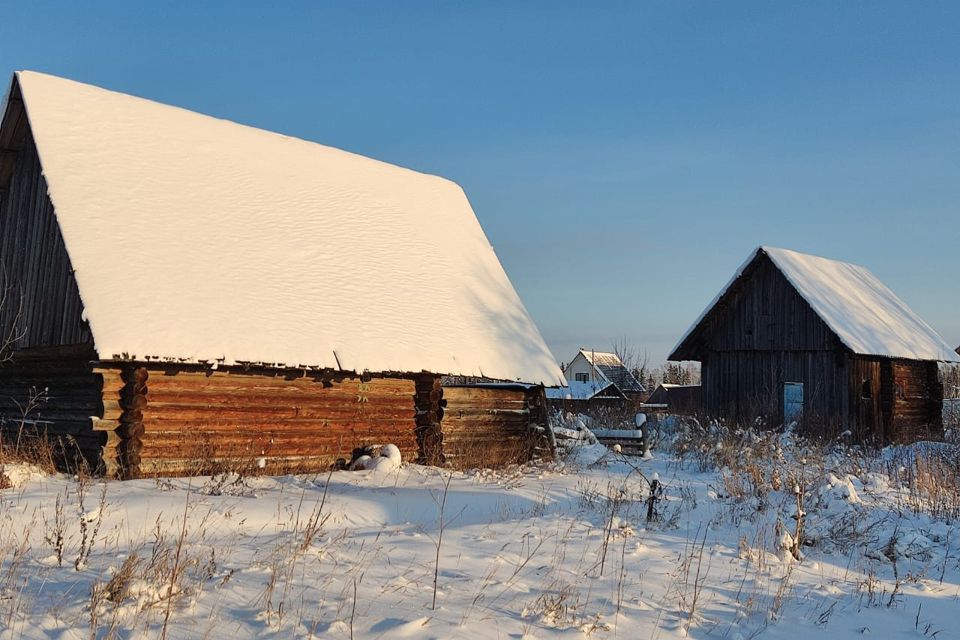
[635,362,700,391]
[609,336,701,392]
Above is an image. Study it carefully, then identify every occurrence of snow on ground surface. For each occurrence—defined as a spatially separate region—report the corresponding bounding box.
[2,433,960,639]
[12,71,562,384]
[672,246,960,363]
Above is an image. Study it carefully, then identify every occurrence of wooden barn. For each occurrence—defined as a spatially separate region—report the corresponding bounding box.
[669,246,959,443]
[0,71,564,478]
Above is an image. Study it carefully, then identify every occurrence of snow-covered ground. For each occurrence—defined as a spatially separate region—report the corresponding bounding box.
[1,430,959,639]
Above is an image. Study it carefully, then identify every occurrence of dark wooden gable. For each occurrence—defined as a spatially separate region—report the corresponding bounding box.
[671,249,843,360]
[0,82,91,352]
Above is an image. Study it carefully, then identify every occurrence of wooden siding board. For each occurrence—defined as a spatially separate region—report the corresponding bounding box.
[0,135,90,352]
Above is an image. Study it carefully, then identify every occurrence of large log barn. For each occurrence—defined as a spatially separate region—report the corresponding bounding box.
[0,71,563,478]
[670,246,960,443]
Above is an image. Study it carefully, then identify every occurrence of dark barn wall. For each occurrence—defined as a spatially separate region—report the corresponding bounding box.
[847,356,884,442]
[0,136,90,351]
[0,130,97,467]
[667,385,702,416]
[703,351,846,430]
[697,256,847,432]
[0,347,105,470]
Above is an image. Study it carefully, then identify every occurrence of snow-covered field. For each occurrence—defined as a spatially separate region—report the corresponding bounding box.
[1,429,959,639]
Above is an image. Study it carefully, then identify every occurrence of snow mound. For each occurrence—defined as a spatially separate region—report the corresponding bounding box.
[349,444,402,472]
[0,463,47,489]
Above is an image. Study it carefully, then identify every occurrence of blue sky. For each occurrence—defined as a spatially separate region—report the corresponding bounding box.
[2,2,958,365]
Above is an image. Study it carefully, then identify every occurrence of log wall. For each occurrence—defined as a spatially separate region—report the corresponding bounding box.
[889,360,943,443]
[98,367,421,478]
[0,347,104,470]
[439,384,551,470]
[2,355,552,478]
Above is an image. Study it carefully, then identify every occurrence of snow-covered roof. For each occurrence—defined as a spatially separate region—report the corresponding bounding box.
[9,71,564,384]
[579,349,622,368]
[577,349,646,393]
[671,246,959,363]
[545,380,622,401]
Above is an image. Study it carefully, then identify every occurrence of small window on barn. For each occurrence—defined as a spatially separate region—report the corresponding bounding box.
[575,373,589,383]
[861,379,872,399]
[895,383,905,400]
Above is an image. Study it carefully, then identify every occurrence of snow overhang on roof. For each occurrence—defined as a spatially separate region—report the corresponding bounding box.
[670,246,960,364]
[12,71,565,385]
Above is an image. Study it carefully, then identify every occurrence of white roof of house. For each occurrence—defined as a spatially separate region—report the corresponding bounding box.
[579,349,623,367]
[12,71,564,384]
[672,246,959,363]
[545,380,620,401]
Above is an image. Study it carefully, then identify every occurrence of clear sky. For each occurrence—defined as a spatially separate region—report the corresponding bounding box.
[2,2,958,366]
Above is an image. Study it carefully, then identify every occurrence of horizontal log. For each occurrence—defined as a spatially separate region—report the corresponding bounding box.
[0,380,102,394]
[140,414,418,431]
[140,428,420,445]
[441,387,527,402]
[143,372,414,392]
[439,419,535,431]
[139,433,420,451]
[143,420,421,436]
[120,395,147,411]
[0,411,103,426]
[138,440,419,460]
[442,407,530,418]
[142,391,417,410]
[91,417,120,431]
[141,403,418,422]
[443,396,527,407]
[443,438,531,449]
[0,419,103,438]
[142,392,417,411]
[0,361,94,379]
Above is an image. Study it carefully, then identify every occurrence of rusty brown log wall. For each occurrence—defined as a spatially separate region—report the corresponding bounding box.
[888,360,943,443]
[3,355,551,478]
[96,367,421,478]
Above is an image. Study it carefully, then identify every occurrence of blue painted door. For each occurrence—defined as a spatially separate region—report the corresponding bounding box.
[783,382,804,425]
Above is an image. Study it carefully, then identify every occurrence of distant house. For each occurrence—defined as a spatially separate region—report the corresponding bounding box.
[0,71,563,478]
[645,384,701,416]
[670,246,960,443]
[561,349,646,400]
